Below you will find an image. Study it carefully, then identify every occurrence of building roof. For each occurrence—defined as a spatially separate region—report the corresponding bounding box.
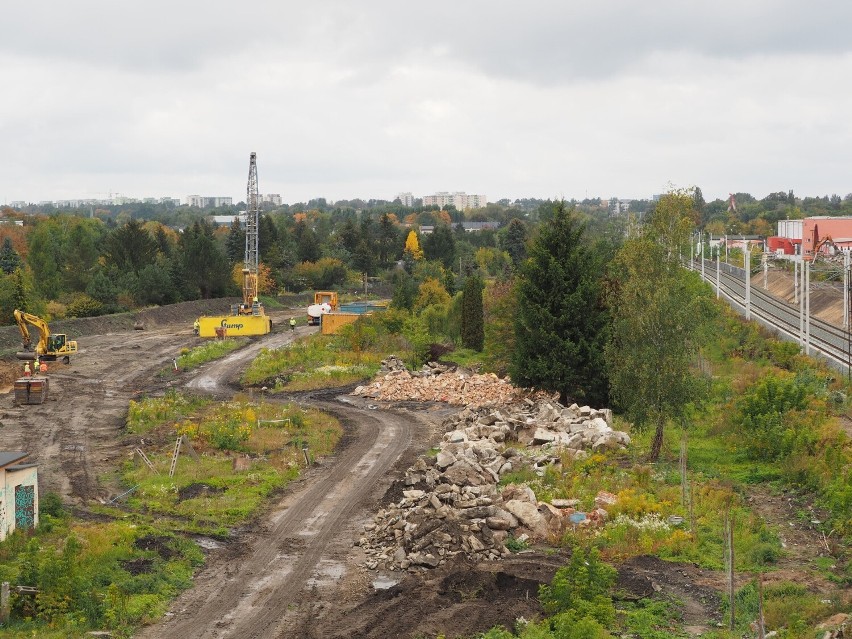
[6,463,37,471]
[0,451,29,468]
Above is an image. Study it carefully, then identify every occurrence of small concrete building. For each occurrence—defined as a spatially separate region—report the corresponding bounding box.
[0,451,39,540]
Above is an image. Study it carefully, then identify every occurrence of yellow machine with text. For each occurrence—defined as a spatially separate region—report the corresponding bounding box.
[197,314,271,338]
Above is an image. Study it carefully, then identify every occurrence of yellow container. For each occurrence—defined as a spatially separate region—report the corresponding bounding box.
[198,315,272,337]
[320,312,366,335]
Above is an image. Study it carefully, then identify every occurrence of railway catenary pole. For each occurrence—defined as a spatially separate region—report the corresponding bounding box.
[716,247,721,299]
[794,257,799,304]
[700,233,705,281]
[745,242,751,321]
[799,256,805,349]
[806,259,811,355]
[847,254,852,381]
[844,251,850,330]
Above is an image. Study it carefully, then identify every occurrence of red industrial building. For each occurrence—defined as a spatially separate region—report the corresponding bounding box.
[766,236,797,255]
[771,217,852,257]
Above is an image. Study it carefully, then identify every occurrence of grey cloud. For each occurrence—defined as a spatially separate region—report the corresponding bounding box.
[6,2,851,82]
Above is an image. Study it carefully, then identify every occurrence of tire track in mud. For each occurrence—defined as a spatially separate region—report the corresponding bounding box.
[141,404,416,639]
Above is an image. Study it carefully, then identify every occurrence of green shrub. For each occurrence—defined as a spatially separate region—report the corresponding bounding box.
[539,547,616,622]
[66,293,104,318]
[505,535,530,552]
[734,372,822,461]
[39,492,65,518]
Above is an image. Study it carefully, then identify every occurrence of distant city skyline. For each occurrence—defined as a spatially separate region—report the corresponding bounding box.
[4,186,841,211]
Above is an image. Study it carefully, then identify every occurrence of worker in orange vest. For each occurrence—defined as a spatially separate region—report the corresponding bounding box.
[40,361,48,374]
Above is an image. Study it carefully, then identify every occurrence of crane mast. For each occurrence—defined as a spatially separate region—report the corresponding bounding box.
[193,151,272,337]
[244,152,260,306]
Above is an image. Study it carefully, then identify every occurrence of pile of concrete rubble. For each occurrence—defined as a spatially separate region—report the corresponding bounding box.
[351,356,544,408]
[355,396,630,572]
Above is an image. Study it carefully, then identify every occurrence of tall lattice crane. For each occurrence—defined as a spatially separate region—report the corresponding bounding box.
[242,152,260,311]
[193,152,272,337]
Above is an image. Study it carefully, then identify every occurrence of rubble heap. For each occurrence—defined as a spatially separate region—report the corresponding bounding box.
[356,399,629,572]
[353,357,541,408]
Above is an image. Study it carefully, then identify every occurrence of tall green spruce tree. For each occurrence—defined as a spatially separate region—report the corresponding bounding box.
[510,201,609,406]
[461,274,484,351]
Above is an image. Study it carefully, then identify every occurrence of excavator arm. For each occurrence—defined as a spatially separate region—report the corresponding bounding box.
[13,309,76,362]
[14,309,49,354]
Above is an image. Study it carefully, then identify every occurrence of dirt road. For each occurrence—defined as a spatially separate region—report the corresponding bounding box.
[137,328,430,638]
[0,306,452,638]
[0,323,198,502]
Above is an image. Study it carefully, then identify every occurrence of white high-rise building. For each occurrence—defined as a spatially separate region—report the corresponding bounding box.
[422,191,487,211]
[186,195,234,208]
[397,192,415,207]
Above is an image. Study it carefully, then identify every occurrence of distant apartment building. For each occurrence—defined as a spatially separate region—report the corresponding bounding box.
[397,192,415,207]
[186,195,234,208]
[212,213,246,227]
[8,201,27,209]
[260,193,282,206]
[422,191,487,211]
[608,198,633,215]
[418,221,498,235]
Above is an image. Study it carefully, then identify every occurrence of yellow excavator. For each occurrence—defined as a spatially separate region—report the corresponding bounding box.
[14,309,78,363]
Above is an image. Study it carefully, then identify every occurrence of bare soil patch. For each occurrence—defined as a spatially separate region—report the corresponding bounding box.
[178,482,225,501]
[134,534,179,560]
[297,554,564,639]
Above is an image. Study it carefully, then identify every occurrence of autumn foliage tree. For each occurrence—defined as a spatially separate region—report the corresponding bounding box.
[403,230,424,272]
[232,262,276,295]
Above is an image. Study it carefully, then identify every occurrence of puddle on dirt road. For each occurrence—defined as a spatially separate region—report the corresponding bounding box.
[371,575,399,590]
[306,560,346,588]
[194,537,223,551]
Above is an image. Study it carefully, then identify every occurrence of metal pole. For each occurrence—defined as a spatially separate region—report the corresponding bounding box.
[762,252,768,289]
[701,234,705,280]
[794,258,799,304]
[716,249,721,299]
[745,244,751,321]
[799,258,805,349]
[845,251,849,330]
[727,512,736,631]
[725,235,728,262]
[806,260,811,355]
[847,260,852,382]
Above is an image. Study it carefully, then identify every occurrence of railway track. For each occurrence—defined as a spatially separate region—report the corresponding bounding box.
[689,258,852,371]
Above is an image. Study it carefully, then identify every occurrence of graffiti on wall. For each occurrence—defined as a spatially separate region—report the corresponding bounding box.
[15,484,35,531]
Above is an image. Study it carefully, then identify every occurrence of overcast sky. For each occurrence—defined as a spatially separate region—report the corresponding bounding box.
[2,1,851,205]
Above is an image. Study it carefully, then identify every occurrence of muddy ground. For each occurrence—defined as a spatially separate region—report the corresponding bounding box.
[0,292,846,638]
